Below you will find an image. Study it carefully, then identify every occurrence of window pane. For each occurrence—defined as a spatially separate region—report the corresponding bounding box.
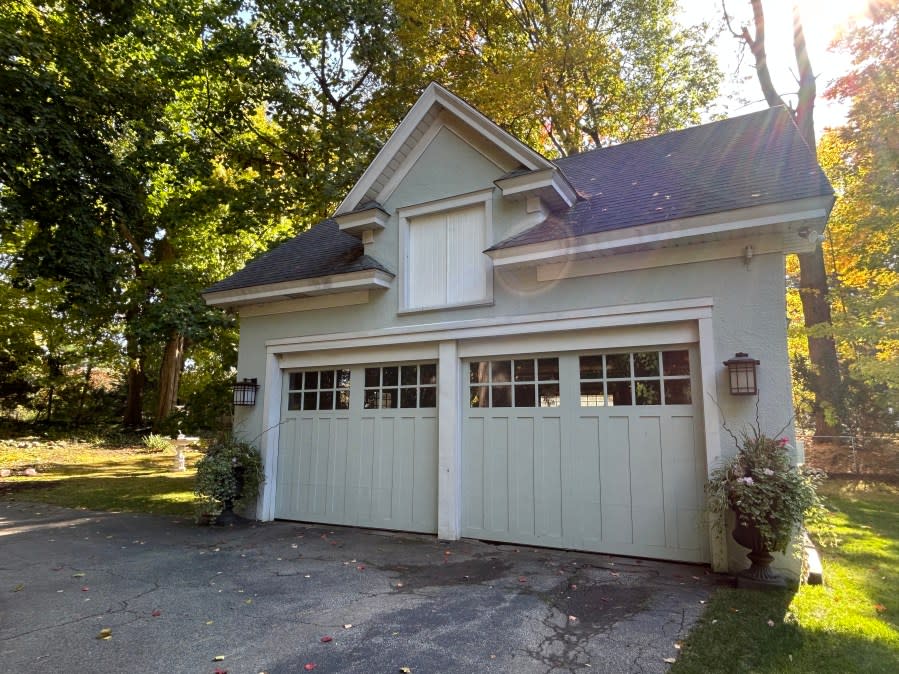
[400,387,418,408]
[491,360,512,384]
[469,386,488,408]
[320,370,335,389]
[580,382,605,407]
[606,381,632,406]
[514,359,535,382]
[365,367,380,388]
[665,380,692,404]
[337,369,351,388]
[633,352,659,377]
[537,358,559,381]
[470,362,489,384]
[336,390,350,410]
[289,373,303,390]
[382,366,398,387]
[492,385,512,407]
[420,364,437,385]
[635,380,662,405]
[303,391,317,410]
[304,371,319,389]
[420,387,437,408]
[364,389,379,409]
[401,365,418,386]
[381,388,398,409]
[319,390,334,410]
[579,356,603,380]
[287,392,302,410]
[514,384,535,407]
[539,383,561,407]
[663,350,691,376]
[606,353,631,378]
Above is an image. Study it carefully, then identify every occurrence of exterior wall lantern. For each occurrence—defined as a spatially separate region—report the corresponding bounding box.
[231,378,259,406]
[724,353,759,395]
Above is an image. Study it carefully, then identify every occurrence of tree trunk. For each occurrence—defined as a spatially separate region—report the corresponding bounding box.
[154,330,185,429]
[731,0,843,437]
[123,357,144,428]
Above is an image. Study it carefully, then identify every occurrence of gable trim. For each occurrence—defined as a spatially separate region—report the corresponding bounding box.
[336,83,554,216]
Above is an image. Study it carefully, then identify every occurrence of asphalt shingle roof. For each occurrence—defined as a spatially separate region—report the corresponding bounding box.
[204,219,392,294]
[490,106,833,250]
[207,106,832,294]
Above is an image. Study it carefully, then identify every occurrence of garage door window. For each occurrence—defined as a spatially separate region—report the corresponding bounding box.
[579,350,691,406]
[469,357,560,408]
[287,369,351,411]
[364,363,437,409]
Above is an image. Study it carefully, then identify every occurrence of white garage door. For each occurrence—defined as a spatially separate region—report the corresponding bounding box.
[275,362,438,533]
[462,348,708,562]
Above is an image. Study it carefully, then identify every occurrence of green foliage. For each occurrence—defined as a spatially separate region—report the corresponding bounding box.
[194,436,263,512]
[706,427,827,553]
[141,433,174,453]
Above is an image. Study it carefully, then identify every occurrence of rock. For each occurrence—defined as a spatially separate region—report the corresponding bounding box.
[23,467,39,476]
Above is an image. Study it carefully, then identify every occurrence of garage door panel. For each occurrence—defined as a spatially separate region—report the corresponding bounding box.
[599,416,633,544]
[567,417,602,546]
[510,418,535,538]
[536,417,563,540]
[371,417,396,524]
[462,417,485,532]
[412,417,438,529]
[485,416,510,533]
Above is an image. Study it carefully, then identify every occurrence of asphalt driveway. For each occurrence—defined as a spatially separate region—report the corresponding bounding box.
[0,501,717,673]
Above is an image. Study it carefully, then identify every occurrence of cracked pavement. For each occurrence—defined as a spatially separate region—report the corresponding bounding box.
[0,501,718,673]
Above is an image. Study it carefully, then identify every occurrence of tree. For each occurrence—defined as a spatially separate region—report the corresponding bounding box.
[392,0,721,156]
[724,0,843,437]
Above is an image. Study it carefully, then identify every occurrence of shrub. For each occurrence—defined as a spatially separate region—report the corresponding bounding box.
[141,433,174,453]
[194,436,263,515]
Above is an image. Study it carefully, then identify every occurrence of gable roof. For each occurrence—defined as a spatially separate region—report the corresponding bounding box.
[490,106,833,251]
[204,219,392,295]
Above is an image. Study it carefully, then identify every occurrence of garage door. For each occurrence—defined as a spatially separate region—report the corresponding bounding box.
[462,348,708,562]
[275,362,438,533]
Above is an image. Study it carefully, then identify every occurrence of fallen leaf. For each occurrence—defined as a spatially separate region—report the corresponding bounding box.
[444,550,452,556]
[568,615,578,622]
[213,655,225,662]
[72,573,85,578]
[400,668,412,673]
[569,584,577,590]
[518,576,528,583]
[206,621,214,625]
[767,619,775,627]
[81,586,89,592]
[13,584,24,592]
[320,636,333,643]
[151,610,161,617]
[214,669,227,674]
[357,564,365,571]
[663,657,676,664]
[875,604,887,613]
[673,642,682,650]
[245,598,253,604]
[343,624,353,629]
[304,664,316,671]
[395,582,404,588]
[729,608,739,613]
[97,628,112,640]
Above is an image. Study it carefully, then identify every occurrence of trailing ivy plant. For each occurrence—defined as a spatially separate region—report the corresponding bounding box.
[194,436,263,516]
[706,425,827,554]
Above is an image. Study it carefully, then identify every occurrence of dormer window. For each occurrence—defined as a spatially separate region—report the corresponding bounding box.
[399,189,493,312]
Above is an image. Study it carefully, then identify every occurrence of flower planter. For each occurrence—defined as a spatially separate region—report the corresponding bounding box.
[732,519,787,589]
[215,466,246,526]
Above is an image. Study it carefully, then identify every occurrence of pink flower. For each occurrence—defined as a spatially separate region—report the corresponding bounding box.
[739,476,754,485]
[777,438,789,446]
[763,468,775,476]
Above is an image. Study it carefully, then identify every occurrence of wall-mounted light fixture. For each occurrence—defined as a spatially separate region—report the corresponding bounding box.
[723,353,759,395]
[798,227,826,246]
[231,378,259,406]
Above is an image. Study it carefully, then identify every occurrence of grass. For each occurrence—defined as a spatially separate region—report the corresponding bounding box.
[0,439,203,518]
[673,478,899,673]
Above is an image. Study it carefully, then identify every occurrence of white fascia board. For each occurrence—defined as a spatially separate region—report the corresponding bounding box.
[203,269,393,308]
[489,196,833,269]
[495,168,578,209]
[335,207,389,235]
[336,83,553,215]
[265,297,714,354]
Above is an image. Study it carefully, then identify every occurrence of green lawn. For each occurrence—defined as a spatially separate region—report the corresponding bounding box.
[0,440,202,517]
[674,478,899,673]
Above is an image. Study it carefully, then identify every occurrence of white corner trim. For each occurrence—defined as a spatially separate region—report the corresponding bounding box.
[238,291,371,318]
[537,234,785,282]
[489,197,832,269]
[203,270,393,308]
[265,297,714,354]
[337,83,553,216]
[437,340,462,540]
[258,352,283,522]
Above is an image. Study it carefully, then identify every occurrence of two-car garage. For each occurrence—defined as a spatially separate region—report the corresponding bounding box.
[272,334,709,564]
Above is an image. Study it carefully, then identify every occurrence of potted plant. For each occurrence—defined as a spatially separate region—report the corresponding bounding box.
[706,425,826,588]
[195,436,263,525]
